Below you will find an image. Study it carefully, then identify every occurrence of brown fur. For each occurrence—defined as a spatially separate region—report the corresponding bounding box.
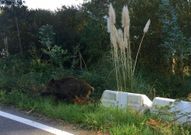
[43,77,94,103]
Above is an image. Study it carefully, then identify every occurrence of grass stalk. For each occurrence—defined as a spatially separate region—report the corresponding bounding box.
[108,4,150,91]
[133,33,145,75]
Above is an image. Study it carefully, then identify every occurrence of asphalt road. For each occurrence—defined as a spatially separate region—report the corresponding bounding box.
[0,116,53,135]
[0,107,73,135]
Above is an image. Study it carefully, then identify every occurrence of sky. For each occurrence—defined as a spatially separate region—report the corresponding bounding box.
[25,0,84,10]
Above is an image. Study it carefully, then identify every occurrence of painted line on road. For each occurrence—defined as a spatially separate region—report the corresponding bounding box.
[0,110,73,135]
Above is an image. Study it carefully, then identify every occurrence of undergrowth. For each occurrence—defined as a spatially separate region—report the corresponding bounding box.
[0,90,190,135]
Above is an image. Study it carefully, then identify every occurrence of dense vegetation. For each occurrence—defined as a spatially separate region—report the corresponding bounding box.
[0,90,190,135]
[0,0,190,134]
[0,0,190,98]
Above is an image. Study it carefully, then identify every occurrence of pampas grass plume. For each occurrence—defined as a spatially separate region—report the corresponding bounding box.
[107,18,111,33]
[143,19,151,33]
[109,4,116,25]
[107,4,150,91]
[122,5,130,28]
[117,28,124,49]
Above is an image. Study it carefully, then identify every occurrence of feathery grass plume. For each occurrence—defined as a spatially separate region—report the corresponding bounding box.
[116,29,124,50]
[122,5,133,90]
[122,5,130,48]
[108,4,120,90]
[133,19,151,74]
[109,4,116,25]
[143,19,151,33]
[122,6,130,28]
[107,18,111,33]
[108,4,150,91]
[122,6,130,40]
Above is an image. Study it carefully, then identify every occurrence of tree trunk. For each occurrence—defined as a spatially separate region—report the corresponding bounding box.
[3,36,9,56]
[174,52,184,80]
[15,17,23,55]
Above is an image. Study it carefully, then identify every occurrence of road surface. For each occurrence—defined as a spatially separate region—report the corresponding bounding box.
[0,107,73,135]
[0,116,53,135]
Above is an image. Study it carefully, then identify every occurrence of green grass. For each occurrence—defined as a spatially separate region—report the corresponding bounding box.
[0,90,190,135]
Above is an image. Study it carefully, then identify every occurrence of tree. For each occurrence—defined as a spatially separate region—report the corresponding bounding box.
[0,0,23,6]
[172,0,191,38]
[0,0,25,55]
[38,24,68,68]
[159,0,191,78]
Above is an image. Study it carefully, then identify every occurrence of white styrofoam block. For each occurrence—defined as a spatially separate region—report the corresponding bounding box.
[151,97,191,124]
[101,91,191,124]
[119,92,152,112]
[101,90,152,112]
[118,91,128,108]
[101,90,119,107]
[151,97,175,113]
[171,101,191,124]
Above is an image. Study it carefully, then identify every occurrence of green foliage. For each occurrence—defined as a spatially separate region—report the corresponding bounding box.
[38,24,69,67]
[0,3,191,135]
[0,90,6,102]
[55,7,85,57]
[0,56,29,90]
[75,70,110,99]
[38,24,55,48]
[172,0,191,38]
[0,0,24,6]
[0,54,110,99]
[80,19,109,66]
[42,45,69,67]
[109,125,152,135]
[159,0,191,78]
[0,90,190,135]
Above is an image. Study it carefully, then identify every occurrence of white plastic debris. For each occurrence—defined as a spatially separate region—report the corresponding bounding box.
[101,90,152,113]
[151,97,191,124]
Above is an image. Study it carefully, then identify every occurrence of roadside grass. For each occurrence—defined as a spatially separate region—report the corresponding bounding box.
[0,90,190,135]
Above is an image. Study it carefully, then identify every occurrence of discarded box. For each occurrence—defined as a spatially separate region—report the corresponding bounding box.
[101,90,152,113]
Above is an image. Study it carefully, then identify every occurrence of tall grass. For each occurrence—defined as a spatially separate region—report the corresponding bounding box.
[107,4,150,91]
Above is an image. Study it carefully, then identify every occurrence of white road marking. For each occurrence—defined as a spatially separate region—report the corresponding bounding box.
[0,110,73,135]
